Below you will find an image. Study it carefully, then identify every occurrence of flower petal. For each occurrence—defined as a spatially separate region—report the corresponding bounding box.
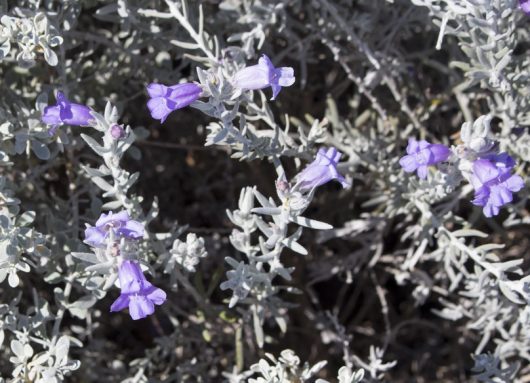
[129,296,155,320]
[146,83,169,98]
[399,155,418,172]
[41,105,62,125]
[234,65,270,90]
[417,140,430,150]
[416,165,428,179]
[472,187,489,207]
[482,202,499,217]
[64,104,93,126]
[406,138,419,155]
[429,144,451,163]
[118,261,147,294]
[118,219,144,240]
[59,103,74,121]
[296,147,348,192]
[147,97,174,123]
[146,286,167,306]
[472,159,499,184]
[276,67,295,87]
[297,165,331,191]
[110,294,129,312]
[270,84,282,100]
[503,174,524,192]
[482,152,515,170]
[166,84,202,109]
[83,226,106,248]
[416,148,433,166]
[489,184,512,206]
[95,210,130,227]
[325,147,341,163]
[258,54,275,73]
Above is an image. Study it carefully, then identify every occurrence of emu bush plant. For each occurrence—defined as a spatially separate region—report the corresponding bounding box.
[0,0,529,382]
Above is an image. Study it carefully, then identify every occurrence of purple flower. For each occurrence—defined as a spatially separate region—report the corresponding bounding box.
[110,124,126,140]
[84,210,144,248]
[520,0,530,15]
[110,260,166,320]
[295,147,350,193]
[233,54,295,100]
[470,154,524,217]
[146,83,202,123]
[41,91,93,127]
[399,138,451,179]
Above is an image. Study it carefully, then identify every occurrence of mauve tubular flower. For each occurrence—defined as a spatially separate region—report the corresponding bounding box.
[146,82,202,123]
[110,261,166,320]
[233,54,295,100]
[295,147,350,192]
[84,210,144,248]
[399,138,451,179]
[470,155,524,217]
[41,91,93,127]
[520,0,530,15]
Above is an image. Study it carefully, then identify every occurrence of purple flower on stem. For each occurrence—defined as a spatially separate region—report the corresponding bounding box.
[110,260,166,320]
[110,124,126,140]
[399,138,451,179]
[470,154,524,217]
[41,91,93,128]
[295,147,350,193]
[520,0,530,15]
[146,83,202,123]
[233,54,295,100]
[84,210,144,248]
